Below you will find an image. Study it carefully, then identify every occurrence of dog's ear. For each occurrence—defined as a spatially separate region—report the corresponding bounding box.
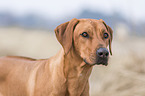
[55,18,79,55]
[107,25,113,55]
[100,19,113,55]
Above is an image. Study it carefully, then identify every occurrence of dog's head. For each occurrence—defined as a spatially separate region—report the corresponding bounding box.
[55,18,113,66]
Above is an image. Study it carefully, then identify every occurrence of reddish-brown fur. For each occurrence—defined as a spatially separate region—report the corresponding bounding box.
[0,18,113,96]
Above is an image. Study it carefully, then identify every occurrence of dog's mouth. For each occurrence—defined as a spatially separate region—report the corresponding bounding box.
[83,58,108,66]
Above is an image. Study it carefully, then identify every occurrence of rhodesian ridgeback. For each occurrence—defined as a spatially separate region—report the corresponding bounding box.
[0,18,113,96]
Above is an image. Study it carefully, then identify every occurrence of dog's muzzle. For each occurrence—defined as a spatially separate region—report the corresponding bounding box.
[83,48,109,66]
[96,48,109,66]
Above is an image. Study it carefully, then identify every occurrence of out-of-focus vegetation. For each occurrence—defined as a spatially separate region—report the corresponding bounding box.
[0,27,145,96]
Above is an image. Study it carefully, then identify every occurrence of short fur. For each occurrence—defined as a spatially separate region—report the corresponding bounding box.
[0,18,113,96]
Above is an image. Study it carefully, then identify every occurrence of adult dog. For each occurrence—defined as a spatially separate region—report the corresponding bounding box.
[0,18,113,96]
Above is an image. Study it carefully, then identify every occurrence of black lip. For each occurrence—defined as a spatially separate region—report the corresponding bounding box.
[97,62,108,66]
[96,57,108,66]
[83,59,93,65]
[83,58,108,66]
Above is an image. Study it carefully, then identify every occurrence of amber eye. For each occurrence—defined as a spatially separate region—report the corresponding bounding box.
[81,32,89,38]
[104,33,109,39]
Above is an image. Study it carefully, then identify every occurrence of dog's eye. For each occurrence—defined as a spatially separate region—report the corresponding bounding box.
[81,32,89,38]
[104,33,109,39]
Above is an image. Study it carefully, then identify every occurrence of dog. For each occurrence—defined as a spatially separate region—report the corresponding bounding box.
[0,18,113,96]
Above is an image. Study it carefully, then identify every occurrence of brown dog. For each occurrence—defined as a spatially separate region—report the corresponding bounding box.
[0,18,113,96]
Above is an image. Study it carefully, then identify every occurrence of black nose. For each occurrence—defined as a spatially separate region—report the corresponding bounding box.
[96,48,109,58]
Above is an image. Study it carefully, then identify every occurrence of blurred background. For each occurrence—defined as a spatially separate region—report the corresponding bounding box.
[0,0,145,96]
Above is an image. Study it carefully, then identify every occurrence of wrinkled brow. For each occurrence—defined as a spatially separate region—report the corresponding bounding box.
[102,29,107,33]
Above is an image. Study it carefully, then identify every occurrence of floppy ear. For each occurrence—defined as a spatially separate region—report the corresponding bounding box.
[100,19,113,55]
[55,18,79,55]
[107,25,113,55]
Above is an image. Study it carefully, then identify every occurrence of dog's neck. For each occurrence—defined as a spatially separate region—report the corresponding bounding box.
[63,48,93,96]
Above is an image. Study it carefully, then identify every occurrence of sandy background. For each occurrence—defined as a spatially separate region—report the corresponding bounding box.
[0,28,145,96]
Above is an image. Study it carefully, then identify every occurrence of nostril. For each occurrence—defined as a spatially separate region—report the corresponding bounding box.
[98,52,103,56]
[105,52,109,57]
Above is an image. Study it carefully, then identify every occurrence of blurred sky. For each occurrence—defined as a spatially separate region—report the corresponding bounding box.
[0,0,145,22]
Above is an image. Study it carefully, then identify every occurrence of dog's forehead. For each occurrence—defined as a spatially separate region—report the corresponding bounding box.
[77,19,107,31]
[79,19,100,23]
